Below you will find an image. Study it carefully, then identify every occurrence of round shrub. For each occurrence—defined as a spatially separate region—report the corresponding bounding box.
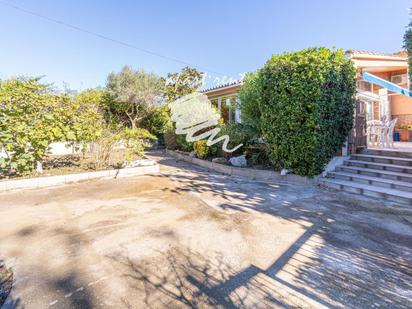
[193,140,208,158]
[193,140,217,159]
[258,48,356,177]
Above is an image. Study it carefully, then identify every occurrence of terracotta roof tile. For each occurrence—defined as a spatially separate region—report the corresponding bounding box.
[346,50,407,57]
[201,80,242,93]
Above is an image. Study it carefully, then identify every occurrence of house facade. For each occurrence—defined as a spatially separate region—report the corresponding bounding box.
[201,80,242,124]
[202,50,412,150]
[347,50,411,125]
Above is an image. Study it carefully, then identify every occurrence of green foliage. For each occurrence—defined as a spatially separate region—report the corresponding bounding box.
[193,140,208,158]
[106,66,164,128]
[164,66,203,102]
[0,78,108,175]
[245,145,270,167]
[0,79,66,174]
[71,88,106,150]
[238,72,262,137]
[258,47,356,177]
[164,127,178,150]
[193,140,217,159]
[218,123,254,156]
[92,126,156,169]
[143,106,172,137]
[122,127,156,160]
[404,8,412,89]
[176,134,194,152]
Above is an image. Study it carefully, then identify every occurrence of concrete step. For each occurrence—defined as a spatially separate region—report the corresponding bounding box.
[336,165,412,183]
[362,149,412,159]
[351,154,412,166]
[319,178,412,205]
[345,160,412,174]
[328,171,412,192]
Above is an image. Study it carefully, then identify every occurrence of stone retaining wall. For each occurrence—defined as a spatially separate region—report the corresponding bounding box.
[0,164,159,192]
[166,150,313,184]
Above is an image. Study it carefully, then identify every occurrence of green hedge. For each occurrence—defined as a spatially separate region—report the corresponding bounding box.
[258,47,356,177]
[404,9,412,89]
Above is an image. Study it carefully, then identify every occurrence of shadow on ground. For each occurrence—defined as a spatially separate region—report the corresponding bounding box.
[2,226,101,309]
[1,150,411,308]
[0,261,15,308]
[139,151,412,308]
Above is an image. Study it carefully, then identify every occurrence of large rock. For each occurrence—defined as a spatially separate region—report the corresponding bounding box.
[212,157,228,165]
[229,155,247,168]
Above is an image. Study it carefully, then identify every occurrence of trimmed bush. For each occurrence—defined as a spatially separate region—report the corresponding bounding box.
[193,140,208,158]
[193,140,217,159]
[258,47,356,177]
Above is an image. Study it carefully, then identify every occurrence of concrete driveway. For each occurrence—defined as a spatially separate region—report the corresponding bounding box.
[0,151,411,308]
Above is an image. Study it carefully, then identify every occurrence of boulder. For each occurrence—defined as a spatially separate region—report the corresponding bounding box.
[280,168,291,176]
[212,157,228,165]
[229,155,247,168]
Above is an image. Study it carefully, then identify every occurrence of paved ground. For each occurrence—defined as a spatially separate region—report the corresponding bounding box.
[0,150,411,308]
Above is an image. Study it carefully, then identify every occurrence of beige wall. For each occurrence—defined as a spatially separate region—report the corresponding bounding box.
[391,95,412,125]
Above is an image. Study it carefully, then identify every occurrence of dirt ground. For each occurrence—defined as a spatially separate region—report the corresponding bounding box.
[0,150,411,308]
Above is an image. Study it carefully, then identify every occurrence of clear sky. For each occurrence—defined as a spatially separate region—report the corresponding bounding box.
[0,0,411,90]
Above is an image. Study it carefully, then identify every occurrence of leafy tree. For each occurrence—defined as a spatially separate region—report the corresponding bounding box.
[164,66,203,102]
[106,66,164,128]
[257,48,356,177]
[0,78,109,175]
[404,8,412,89]
[142,106,172,137]
[0,78,72,175]
[71,88,107,154]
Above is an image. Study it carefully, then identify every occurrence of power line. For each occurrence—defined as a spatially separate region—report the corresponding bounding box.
[0,0,226,76]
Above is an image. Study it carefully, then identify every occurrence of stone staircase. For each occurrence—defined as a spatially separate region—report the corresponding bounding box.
[319,149,412,205]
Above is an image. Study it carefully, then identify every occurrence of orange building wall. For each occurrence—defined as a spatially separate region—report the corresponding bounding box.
[391,95,412,124]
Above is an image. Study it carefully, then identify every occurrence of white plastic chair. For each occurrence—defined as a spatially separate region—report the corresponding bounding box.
[385,118,398,148]
[366,120,383,147]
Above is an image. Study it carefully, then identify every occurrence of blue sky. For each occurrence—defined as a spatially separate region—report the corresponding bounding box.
[0,0,411,90]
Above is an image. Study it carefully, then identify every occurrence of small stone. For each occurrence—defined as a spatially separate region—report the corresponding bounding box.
[280,168,290,176]
[189,151,196,158]
[212,157,228,165]
[229,155,247,167]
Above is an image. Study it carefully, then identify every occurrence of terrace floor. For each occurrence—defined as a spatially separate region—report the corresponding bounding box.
[369,141,412,152]
[0,150,411,308]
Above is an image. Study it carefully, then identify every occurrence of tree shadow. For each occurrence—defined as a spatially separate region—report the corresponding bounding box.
[3,226,101,309]
[0,261,16,308]
[108,247,294,308]
[145,150,412,308]
[2,150,412,308]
